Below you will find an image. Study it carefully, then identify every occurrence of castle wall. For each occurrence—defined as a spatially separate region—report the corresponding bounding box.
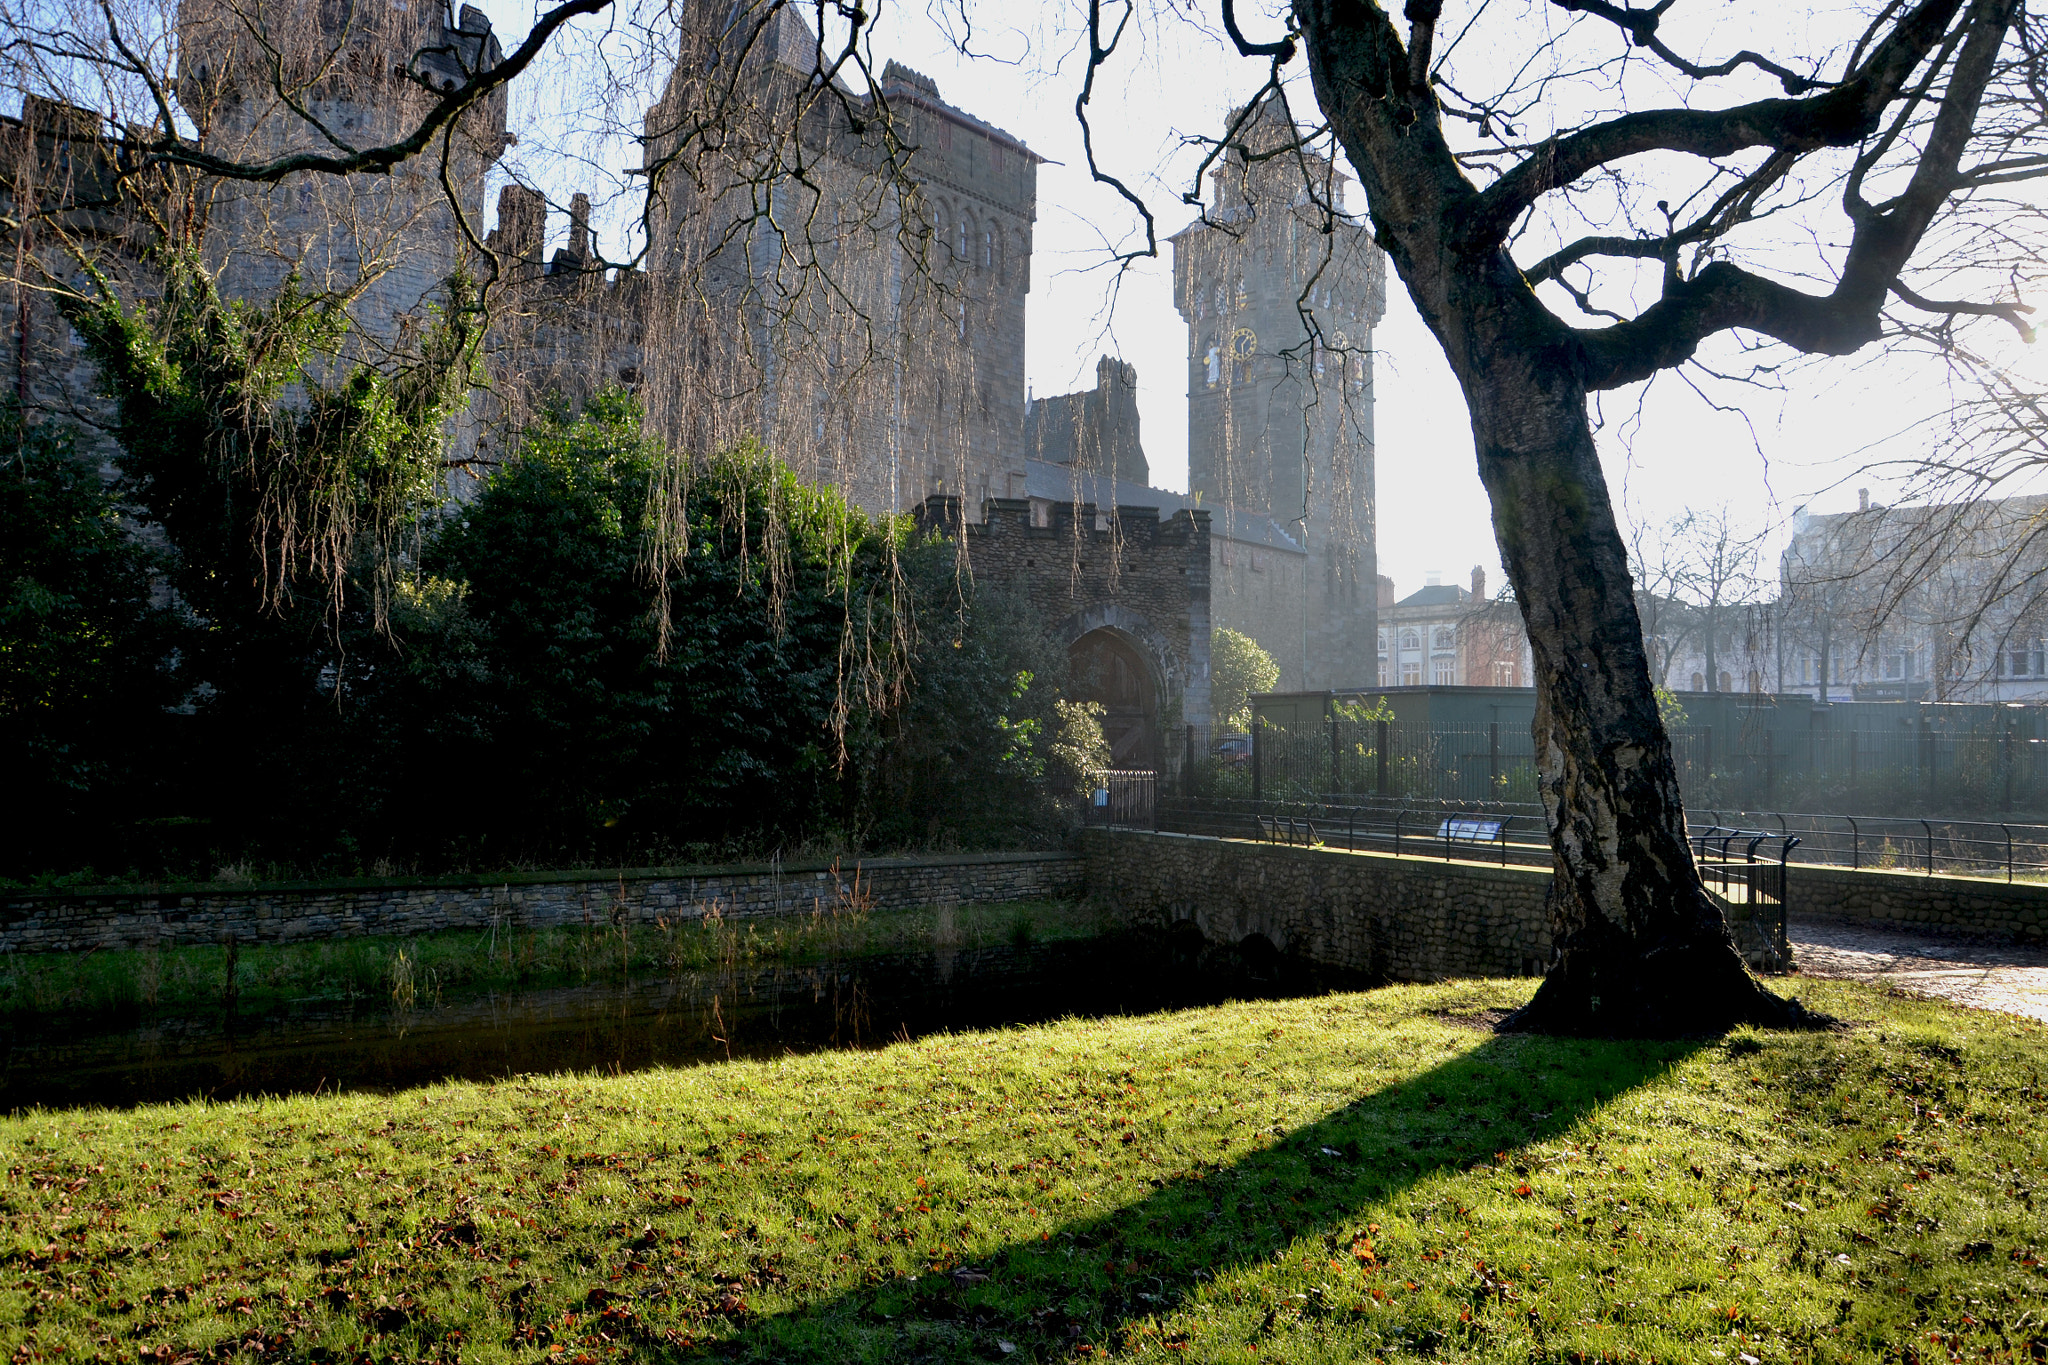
[1211,533,1309,689]
[1025,355,1146,486]
[184,2,507,361]
[642,13,1038,521]
[918,494,1212,753]
[0,100,156,472]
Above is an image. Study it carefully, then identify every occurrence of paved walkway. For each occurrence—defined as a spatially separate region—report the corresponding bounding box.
[1791,919,2048,1023]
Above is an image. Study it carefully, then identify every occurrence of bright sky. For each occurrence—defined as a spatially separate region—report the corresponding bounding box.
[472,0,2046,602]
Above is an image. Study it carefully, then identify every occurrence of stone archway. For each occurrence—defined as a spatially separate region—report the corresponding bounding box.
[1070,627,1161,767]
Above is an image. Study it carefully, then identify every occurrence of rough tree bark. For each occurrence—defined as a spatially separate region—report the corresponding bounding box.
[1279,0,2027,1034]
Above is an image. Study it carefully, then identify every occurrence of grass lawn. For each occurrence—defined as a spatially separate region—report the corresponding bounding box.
[3,977,2045,1363]
[0,899,1110,1026]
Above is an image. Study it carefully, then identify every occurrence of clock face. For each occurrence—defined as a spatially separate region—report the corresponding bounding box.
[1230,328,1257,359]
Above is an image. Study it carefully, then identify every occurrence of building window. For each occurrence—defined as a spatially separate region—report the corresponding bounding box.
[1378,660,1390,687]
[1399,630,1420,651]
[1401,661,1422,686]
[1494,660,1518,686]
[1692,672,1705,691]
[1432,626,1454,650]
[1433,659,1456,686]
[1377,630,1388,653]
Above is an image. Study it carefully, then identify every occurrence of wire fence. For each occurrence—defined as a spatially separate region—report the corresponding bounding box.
[1233,717,2048,819]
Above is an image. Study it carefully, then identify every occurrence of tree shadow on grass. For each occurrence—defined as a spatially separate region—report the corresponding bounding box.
[720,1029,1703,1361]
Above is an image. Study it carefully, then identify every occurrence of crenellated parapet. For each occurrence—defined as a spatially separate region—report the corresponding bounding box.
[917,494,1212,767]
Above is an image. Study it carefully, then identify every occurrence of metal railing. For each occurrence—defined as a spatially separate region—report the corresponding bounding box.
[1097,785,2048,880]
[1693,827,1798,973]
[1682,809,2048,881]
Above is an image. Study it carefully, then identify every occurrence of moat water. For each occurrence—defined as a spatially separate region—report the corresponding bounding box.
[1,937,1355,1111]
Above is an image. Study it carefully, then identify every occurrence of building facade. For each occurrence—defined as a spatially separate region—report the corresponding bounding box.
[1779,490,2048,703]
[1376,568,1533,690]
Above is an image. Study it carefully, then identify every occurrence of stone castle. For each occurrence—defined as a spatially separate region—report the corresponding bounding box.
[2,0,1385,766]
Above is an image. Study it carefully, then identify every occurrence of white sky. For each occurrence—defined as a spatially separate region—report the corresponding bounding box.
[471,0,2046,602]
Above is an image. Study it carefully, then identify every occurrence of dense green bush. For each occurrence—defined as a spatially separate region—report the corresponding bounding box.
[1,419,184,863]
[6,376,1105,880]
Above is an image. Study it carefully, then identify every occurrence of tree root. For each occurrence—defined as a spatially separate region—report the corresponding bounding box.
[1496,937,1834,1039]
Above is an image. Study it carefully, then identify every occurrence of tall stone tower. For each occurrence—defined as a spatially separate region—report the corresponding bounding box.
[1170,96,1385,690]
[177,0,508,351]
[641,4,1039,518]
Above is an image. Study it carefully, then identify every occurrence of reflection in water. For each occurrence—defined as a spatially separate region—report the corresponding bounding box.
[3,937,1359,1112]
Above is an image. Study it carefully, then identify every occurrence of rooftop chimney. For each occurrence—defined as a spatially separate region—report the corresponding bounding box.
[568,192,591,260]
[1858,488,1870,512]
[1425,569,1443,587]
[1470,565,1486,600]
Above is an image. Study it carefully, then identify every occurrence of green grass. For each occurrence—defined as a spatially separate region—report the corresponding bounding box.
[3,978,2046,1363]
[0,899,1107,1025]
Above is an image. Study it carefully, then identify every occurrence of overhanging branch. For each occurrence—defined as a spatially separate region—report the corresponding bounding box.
[141,0,611,182]
[1466,0,1967,247]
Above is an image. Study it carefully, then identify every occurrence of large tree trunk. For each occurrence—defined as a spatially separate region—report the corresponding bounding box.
[1291,0,1825,1036]
[1450,292,1809,1034]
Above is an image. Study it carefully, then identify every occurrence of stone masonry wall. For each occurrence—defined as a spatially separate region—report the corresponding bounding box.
[1789,865,2048,943]
[1084,830,1554,981]
[921,494,1213,740]
[1,852,1082,957]
[1083,830,1796,980]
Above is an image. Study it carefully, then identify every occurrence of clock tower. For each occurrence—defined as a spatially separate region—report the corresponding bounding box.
[1171,96,1385,691]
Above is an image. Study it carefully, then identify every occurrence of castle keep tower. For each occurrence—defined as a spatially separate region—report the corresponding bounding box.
[177,0,508,352]
[1171,97,1385,690]
[641,3,1039,517]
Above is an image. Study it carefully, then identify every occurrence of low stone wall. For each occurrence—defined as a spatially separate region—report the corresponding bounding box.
[0,853,1084,956]
[1083,829,1555,981]
[1082,831,1793,980]
[1788,864,2048,943]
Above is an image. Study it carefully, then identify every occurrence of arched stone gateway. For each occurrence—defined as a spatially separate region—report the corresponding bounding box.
[1068,624,1161,767]
[915,495,1212,770]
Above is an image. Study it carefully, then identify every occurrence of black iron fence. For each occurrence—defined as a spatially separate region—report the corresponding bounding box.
[1236,716,2048,818]
[1694,826,1796,972]
[1085,769,1158,829]
[1090,772,2048,882]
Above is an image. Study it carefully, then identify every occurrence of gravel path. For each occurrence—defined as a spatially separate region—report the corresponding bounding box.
[1791,919,2048,1023]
